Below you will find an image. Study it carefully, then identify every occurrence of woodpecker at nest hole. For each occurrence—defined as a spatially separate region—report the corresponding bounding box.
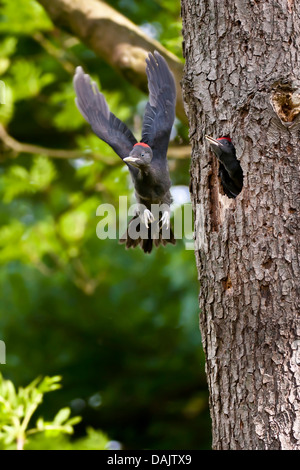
[205,135,243,198]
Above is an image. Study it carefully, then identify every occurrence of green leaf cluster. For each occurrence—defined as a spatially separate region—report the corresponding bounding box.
[0,0,52,34]
[0,374,83,450]
[0,157,56,202]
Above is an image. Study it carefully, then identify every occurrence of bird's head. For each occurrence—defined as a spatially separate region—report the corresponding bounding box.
[205,135,235,159]
[123,143,153,169]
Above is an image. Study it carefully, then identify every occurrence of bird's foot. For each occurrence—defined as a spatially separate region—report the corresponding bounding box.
[160,211,170,230]
[140,209,154,228]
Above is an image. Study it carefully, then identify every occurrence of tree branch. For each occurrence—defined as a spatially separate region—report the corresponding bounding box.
[33,31,76,75]
[36,0,187,124]
[0,124,190,163]
[0,124,110,162]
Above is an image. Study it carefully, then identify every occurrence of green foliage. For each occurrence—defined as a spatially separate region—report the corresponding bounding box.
[0,374,82,450]
[7,59,55,102]
[51,82,85,131]
[0,0,211,450]
[0,37,17,75]
[0,84,13,123]
[26,427,109,450]
[0,37,18,58]
[0,0,52,34]
[111,0,183,57]
[0,157,56,202]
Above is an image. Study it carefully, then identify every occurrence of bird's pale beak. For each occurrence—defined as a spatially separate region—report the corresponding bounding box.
[123,156,142,168]
[123,156,138,163]
[205,135,220,147]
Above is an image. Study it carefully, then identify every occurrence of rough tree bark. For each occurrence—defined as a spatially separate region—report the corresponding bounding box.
[181,0,300,450]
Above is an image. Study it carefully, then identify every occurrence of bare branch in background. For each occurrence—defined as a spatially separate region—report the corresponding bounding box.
[0,124,113,163]
[36,0,187,124]
[0,124,190,163]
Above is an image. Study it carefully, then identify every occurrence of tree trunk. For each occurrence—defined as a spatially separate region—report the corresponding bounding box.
[181,0,300,450]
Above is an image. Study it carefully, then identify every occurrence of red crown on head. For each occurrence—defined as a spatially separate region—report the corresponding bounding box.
[217,137,231,142]
[134,142,150,148]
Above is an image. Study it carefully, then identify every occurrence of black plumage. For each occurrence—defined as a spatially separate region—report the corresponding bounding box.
[205,136,243,198]
[73,51,176,253]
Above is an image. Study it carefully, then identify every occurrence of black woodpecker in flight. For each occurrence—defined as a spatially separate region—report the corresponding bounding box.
[205,136,243,198]
[73,51,176,253]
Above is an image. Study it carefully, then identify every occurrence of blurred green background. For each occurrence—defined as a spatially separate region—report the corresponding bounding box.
[0,0,210,449]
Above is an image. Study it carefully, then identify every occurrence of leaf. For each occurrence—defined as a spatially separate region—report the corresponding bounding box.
[30,156,57,190]
[1,166,32,202]
[0,0,53,34]
[36,418,45,431]
[8,60,55,102]
[59,210,88,243]
[0,83,14,124]
[0,157,56,202]
[0,37,18,58]
[65,416,82,427]
[53,408,71,426]
[36,376,62,394]
[4,380,17,406]
[51,83,85,131]
[24,427,109,450]
[0,58,10,75]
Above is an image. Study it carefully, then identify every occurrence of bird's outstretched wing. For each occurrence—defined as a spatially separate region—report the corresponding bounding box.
[73,66,137,160]
[141,52,176,160]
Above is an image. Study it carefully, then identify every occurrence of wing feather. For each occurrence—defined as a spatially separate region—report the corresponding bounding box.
[141,52,176,160]
[73,66,137,160]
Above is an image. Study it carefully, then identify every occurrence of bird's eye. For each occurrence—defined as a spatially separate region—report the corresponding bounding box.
[141,153,145,157]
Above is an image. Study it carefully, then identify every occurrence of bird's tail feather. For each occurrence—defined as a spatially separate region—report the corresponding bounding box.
[119,215,176,254]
